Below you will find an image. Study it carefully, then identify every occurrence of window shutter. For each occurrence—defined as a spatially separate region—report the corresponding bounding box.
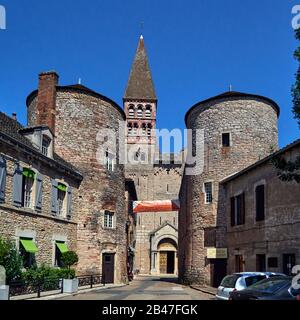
[66,186,72,219]
[51,179,58,215]
[241,193,245,225]
[0,156,7,203]
[13,164,23,207]
[35,173,43,211]
[230,197,235,226]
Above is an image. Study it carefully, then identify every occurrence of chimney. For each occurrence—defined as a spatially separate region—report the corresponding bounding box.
[36,71,59,134]
[12,113,17,121]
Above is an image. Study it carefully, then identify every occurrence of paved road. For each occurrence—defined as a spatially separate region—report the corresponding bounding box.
[58,276,213,300]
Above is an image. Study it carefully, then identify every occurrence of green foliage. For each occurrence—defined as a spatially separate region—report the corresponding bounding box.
[0,237,23,284]
[22,265,76,287]
[270,154,300,183]
[61,251,78,270]
[293,29,300,127]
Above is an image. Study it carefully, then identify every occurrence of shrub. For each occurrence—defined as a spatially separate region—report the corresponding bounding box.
[61,251,78,279]
[0,237,23,284]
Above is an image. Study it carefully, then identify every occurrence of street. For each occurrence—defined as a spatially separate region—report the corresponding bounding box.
[57,276,213,300]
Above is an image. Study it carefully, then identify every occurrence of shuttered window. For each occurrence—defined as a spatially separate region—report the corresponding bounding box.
[0,156,6,203]
[231,193,245,226]
[51,180,72,219]
[256,185,265,221]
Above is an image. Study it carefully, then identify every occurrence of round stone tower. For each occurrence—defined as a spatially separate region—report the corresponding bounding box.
[27,72,128,283]
[178,91,279,286]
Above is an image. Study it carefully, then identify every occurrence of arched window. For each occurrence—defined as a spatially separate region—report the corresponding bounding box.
[128,105,135,118]
[147,123,152,136]
[145,105,152,118]
[133,123,138,135]
[137,105,143,118]
[127,123,133,135]
[142,123,147,135]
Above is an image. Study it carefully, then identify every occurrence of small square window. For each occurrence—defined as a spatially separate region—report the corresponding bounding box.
[222,133,231,147]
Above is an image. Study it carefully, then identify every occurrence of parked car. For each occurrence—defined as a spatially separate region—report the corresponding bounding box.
[229,276,300,300]
[216,272,286,300]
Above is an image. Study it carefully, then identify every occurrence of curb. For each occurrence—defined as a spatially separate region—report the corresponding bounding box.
[190,285,217,297]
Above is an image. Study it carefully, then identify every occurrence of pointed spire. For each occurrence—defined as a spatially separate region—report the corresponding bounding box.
[124,36,156,100]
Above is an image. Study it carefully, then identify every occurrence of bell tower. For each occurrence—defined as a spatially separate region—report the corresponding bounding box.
[124,35,157,163]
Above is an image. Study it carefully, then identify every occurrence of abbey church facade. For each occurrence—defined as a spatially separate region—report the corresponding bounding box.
[0,35,299,288]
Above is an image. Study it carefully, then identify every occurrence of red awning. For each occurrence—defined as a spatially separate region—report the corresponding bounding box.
[133,200,180,213]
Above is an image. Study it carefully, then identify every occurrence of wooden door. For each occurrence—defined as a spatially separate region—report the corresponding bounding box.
[102,253,115,284]
[160,252,167,274]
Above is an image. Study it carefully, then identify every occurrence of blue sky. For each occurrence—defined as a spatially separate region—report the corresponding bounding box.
[0,0,299,149]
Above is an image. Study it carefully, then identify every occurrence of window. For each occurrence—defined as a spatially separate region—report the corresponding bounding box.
[204,182,213,204]
[230,193,245,226]
[268,257,278,268]
[57,183,67,217]
[145,106,152,118]
[147,124,152,136]
[133,123,138,135]
[19,238,38,269]
[140,153,146,162]
[127,123,133,135]
[256,254,266,272]
[128,105,135,118]
[142,123,147,135]
[106,151,114,172]
[222,133,231,147]
[55,241,69,267]
[256,185,265,221]
[42,135,51,156]
[104,210,114,229]
[137,106,143,118]
[245,275,266,287]
[22,168,36,209]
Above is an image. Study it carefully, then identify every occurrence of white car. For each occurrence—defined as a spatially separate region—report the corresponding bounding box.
[216,272,286,300]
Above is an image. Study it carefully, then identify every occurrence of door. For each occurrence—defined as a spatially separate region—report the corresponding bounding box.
[235,255,244,273]
[211,259,227,288]
[167,252,175,274]
[102,253,115,284]
[256,254,266,272]
[160,252,167,274]
[283,254,296,276]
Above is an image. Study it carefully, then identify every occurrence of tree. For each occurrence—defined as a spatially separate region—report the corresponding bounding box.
[0,237,23,283]
[271,29,300,183]
[61,251,78,279]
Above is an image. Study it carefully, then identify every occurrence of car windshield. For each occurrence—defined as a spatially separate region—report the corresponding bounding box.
[247,277,290,294]
[220,275,241,288]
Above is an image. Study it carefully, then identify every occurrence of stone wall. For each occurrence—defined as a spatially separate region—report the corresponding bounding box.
[223,142,300,275]
[28,87,128,283]
[0,141,78,267]
[179,95,279,285]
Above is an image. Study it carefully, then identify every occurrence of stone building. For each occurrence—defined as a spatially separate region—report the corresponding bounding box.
[26,71,128,283]
[124,36,183,276]
[0,111,82,269]
[221,139,300,276]
[178,91,280,286]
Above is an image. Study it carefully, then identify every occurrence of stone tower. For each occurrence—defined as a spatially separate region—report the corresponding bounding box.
[124,36,183,275]
[124,35,158,165]
[179,91,279,286]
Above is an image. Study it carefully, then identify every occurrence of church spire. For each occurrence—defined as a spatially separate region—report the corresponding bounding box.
[124,36,157,100]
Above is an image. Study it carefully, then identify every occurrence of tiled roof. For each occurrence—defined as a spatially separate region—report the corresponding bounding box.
[0,112,82,178]
[124,36,157,100]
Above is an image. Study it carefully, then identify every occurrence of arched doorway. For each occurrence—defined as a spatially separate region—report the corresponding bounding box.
[158,238,177,275]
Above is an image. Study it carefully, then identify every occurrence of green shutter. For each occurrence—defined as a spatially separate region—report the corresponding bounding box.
[20,239,38,253]
[57,183,67,192]
[23,168,36,179]
[56,242,69,253]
